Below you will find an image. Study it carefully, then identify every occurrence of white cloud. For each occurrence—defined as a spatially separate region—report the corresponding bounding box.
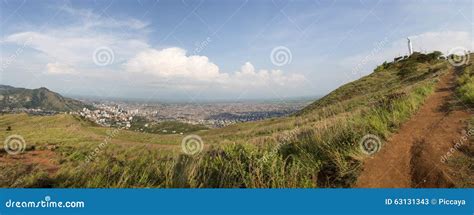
[124,47,306,90]
[58,5,150,30]
[1,5,306,98]
[125,47,221,81]
[409,31,473,53]
[46,62,76,75]
[1,5,150,77]
[231,62,305,87]
[3,30,149,67]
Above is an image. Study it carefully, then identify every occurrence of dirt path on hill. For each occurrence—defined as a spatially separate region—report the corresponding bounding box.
[356,69,472,188]
[0,150,60,175]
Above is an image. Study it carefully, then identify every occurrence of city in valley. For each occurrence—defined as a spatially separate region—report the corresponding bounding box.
[77,99,312,129]
[1,98,312,132]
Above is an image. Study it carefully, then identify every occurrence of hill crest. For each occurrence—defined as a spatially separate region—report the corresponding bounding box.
[0,85,89,112]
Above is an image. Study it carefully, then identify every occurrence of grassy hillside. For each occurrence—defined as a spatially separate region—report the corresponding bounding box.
[130,116,208,135]
[0,52,458,188]
[0,85,89,112]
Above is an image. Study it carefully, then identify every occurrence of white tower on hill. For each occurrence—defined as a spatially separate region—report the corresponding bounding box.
[407,38,413,55]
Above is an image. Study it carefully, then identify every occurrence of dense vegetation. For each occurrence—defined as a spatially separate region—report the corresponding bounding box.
[0,52,463,188]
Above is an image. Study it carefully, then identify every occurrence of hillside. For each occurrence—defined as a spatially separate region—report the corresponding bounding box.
[0,51,472,188]
[0,85,90,112]
[298,52,445,115]
[130,116,208,134]
[357,66,473,188]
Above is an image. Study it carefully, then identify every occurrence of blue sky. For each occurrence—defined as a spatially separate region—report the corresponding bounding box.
[0,0,472,101]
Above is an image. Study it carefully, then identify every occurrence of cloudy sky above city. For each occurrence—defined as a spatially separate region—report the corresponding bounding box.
[0,0,472,101]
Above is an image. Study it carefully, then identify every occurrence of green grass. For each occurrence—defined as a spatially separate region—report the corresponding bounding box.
[0,52,452,188]
[130,116,208,135]
[456,57,474,106]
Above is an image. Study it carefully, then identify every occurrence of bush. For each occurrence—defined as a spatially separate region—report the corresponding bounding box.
[398,62,417,78]
[427,51,443,61]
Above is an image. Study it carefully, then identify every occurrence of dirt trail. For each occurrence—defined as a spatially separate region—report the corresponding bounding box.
[0,150,60,175]
[356,70,472,188]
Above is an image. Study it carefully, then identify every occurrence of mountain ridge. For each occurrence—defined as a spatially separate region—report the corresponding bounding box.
[0,84,90,112]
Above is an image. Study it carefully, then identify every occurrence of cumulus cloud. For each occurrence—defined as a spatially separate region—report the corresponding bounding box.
[124,47,306,89]
[125,47,221,81]
[231,62,305,87]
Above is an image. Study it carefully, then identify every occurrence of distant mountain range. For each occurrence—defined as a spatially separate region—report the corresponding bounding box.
[0,85,90,112]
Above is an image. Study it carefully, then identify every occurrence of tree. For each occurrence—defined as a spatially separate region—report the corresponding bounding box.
[427,51,443,61]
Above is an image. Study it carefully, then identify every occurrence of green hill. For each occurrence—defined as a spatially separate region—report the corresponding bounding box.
[298,52,444,115]
[130,116,208,134]
[0,85,90,112]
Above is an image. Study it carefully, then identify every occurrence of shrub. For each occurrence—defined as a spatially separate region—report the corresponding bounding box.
[398,61,417,78]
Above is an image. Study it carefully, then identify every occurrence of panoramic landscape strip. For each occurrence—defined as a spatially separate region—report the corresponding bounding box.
[1,51,472,188]
[0,0,473,214]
